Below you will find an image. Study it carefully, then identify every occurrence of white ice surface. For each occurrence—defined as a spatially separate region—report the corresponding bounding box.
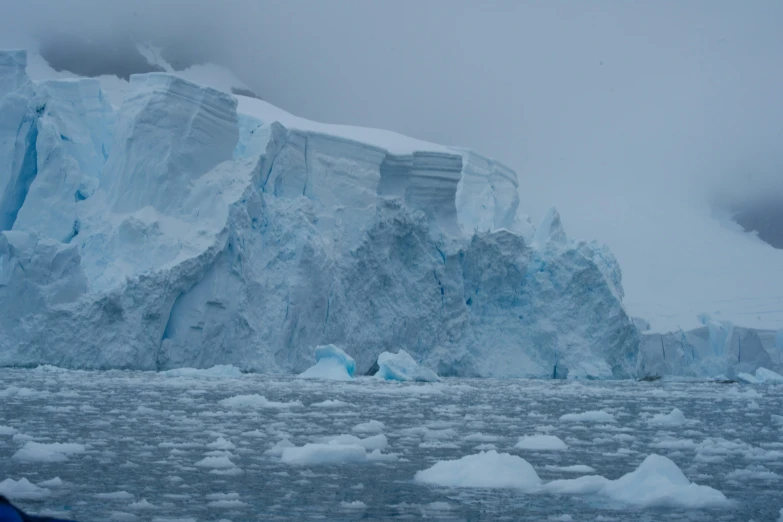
[514,435,568,451]
[647,408,687,428]
[414,450,542,490]
[299,345,356,381]
[0,478,50,500]
[375,350,440,382]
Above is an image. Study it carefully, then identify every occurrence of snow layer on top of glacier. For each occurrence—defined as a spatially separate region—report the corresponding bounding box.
[236,95,450,156]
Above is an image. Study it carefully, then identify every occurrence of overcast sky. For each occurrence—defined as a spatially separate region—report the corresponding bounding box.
[2,0,782,232]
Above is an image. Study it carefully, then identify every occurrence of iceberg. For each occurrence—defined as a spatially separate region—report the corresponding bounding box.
[0,50,640,378]
[375,350,440,382]
[738,367,783,385]
[638,322,783,379]
[414,450,542,490]
[543,454,728,508]
[299,345,356,381]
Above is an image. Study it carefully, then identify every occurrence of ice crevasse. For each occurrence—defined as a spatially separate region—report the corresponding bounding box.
[0,49,640,378]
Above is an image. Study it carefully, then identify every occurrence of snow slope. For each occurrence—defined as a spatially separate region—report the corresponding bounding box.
[0,49,638,377]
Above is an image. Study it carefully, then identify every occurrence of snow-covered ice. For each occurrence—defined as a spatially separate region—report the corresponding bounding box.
[543,454,727,508]
[647,408,687,427]
[595,454,728,508]
[0,478,51,500]
[414,450,542,490]
[560,411,616,423]
[515,435,568,451]
[12,442,86,463]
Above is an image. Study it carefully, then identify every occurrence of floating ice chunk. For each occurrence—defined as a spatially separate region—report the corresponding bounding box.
[206,437,236,450]
[375,350,440,382]
[264,439,295,457]
[352,420,385,434]
[322,434,388,451]
[515,435,568,451]
[736,367,782,385]
[0,478,51,500]
[281,443,368,465]
[218,394,303,409]
[281,433,393,465]
[161,365,242,378]
[601,454,727,508]
[725,465,780,481]
[128,499,157,510]
[12,442,86,463]
[401,427,456,440]
[37,477,63,488]
[195,456,236,469]
[544,454,727,508]
[737,372,760,384]
[463,433,500,442]
[240,429,265,438]
[96,491,135,500]
[311,399,350,408]
[755,367,783,384]
[0,386,51,399]
[207,499,247,508]
[647,408,687,428]
[414,450,541,490]
[340,501,367,509]
[0,425,17,435]
[299,345,356,381]
[560,411,616,423]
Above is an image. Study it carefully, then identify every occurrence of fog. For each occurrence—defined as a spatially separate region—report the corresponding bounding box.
[2,0,782,240]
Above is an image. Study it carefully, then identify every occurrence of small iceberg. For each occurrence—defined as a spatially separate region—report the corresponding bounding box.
[414,450,541,489]
[375,350,440,382]
[299,345,356,381]
[738,367,783,384]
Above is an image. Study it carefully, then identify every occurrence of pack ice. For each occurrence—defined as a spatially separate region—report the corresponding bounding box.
[0,50,639,377]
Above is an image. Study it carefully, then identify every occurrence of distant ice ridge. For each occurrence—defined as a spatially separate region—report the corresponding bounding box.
[638,317,783,379]
[0,49,639,377]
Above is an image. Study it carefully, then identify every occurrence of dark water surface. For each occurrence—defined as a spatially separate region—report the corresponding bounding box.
[1,368,782,521]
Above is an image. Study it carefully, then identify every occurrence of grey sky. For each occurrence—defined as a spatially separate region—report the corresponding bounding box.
[2,0,782,236]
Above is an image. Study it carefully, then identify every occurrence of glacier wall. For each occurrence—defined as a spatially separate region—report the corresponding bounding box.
[0,50,640,378]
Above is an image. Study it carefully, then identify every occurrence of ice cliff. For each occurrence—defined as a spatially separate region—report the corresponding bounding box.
[0,49,640,378]
[638,319,783,379]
